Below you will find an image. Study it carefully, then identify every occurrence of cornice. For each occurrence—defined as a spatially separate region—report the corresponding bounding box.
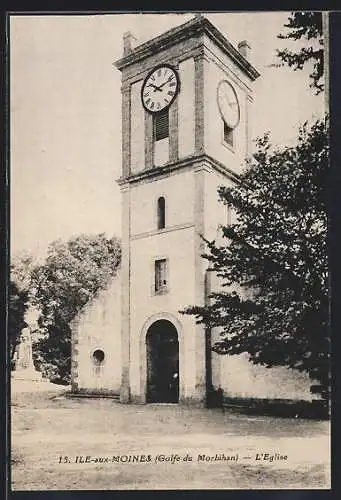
[114,16,260,82]
[117,153,240,187]
[131,222,195,241]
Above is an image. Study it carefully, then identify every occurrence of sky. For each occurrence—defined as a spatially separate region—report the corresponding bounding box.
[10,12,325,257]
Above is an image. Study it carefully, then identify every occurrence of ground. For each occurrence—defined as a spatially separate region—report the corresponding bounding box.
[11,380,331,490]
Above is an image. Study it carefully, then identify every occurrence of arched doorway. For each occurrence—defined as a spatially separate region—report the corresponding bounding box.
[146,320,179,403]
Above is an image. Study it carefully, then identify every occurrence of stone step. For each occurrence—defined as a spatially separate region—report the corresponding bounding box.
[66,392,120,400]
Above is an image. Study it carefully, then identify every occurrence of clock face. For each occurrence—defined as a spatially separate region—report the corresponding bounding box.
[141,64,180,113]
[217,80,240,129]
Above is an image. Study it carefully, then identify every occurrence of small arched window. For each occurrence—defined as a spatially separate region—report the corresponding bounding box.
[157,196,166,230]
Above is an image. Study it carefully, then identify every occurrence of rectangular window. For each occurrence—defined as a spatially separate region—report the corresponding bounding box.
[155,258,168,294]
[223,121,234,147]
[154,109,169,142]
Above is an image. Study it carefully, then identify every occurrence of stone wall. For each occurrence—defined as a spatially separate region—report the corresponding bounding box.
[71,273,121,395]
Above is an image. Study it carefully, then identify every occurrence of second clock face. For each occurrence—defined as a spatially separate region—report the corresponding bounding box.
[217,80,240,129]
[141,64,180,113]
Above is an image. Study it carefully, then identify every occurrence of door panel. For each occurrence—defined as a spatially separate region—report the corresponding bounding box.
[146,320,179,403]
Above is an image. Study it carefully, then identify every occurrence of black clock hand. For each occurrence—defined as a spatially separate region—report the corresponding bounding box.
[148,83,163,92]
[158,77,173,89]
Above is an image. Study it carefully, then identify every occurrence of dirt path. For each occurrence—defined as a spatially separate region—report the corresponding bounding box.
[10,382,331,490]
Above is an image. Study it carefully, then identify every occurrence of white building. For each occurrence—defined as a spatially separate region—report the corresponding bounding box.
[71,15,315,408]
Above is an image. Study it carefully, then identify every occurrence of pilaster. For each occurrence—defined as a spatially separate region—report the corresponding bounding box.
[194,54,205,154]
[70,318,80,392]
[145,111,153,169]
[193,165,207,402]
[120,185,131,402]
[169,63,179,162]
[121,86,131,178]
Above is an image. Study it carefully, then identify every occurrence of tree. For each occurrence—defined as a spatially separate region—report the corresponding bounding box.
[182,120,329,400]
[31,233,121,383]
[10,252,37,293]
[8,280,28,363]
[275,12,324,94]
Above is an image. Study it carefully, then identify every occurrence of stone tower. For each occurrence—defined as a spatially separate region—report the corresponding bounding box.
[72,15,316,406]
[114,15,259,405]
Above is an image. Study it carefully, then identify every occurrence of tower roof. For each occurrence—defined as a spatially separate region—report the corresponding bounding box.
[114,15,260,81]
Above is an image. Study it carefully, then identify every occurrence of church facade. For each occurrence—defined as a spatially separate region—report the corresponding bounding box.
[71,15,315,406]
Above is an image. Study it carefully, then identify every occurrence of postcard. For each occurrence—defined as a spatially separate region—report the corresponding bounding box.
[9,11,331,490]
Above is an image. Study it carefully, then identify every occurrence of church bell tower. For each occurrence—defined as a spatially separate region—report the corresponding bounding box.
[114,15,259,405]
